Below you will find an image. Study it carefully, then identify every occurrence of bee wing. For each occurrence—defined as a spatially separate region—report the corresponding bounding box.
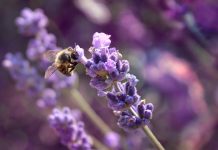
[43,50,61,62]
[44,63,58,79]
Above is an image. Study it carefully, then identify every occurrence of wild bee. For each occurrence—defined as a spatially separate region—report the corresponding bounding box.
[44,47,79,79]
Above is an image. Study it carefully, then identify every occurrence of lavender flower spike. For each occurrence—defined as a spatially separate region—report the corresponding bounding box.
[74,32,154,130]
[15,8,48,36]
[48,107,93,150]
[27,29,57,61]
[46,32,162,149]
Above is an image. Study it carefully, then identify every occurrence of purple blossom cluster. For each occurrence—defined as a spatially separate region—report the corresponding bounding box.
[15,8,48,36]
[2,53,45,96]
[74,32,154,130]
[2,52,59,108]
[27,29,57,61]
[48,107,92,150]
[117,101,153,130]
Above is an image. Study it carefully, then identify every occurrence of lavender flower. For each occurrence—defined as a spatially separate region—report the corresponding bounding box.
[2,52,61,108]
[74,32,154,130]
[15,8,48,36]
[26,29,57,61]
[77,32,129,93]
[92,32,111,49]
[2,53,45,96]
[117,111,143,130]
[37,88,57,108]
[48,107,93,150]
[116,101,153,130]
[106,79,140,111]
[104,131,120,149]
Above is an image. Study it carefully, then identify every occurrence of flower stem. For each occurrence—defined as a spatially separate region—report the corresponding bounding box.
[130,107,165,150]
[71,88,111,134]
[91,135,110,150]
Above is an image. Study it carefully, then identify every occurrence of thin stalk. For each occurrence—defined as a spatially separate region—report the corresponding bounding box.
[91,135,111,150]
[130,107,165,150]
[71,88,111,134]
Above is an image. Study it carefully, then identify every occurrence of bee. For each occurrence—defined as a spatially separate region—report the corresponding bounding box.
[44,47,79,79]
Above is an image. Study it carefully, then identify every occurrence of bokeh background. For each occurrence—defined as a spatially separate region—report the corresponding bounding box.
[1,0,218,150]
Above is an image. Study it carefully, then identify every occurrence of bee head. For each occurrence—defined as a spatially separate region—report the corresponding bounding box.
[71,51,79,60]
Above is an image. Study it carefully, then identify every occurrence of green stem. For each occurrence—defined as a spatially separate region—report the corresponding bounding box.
[130,107,165,150]
[71,88,111,134]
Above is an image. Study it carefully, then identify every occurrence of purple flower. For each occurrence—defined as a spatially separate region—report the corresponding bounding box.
[75,32,154,130]
[27,29,57,61]
[78,33,129,93]
[2,53,45,96]
[15,8,48,36]
[104,132,120,149]
[2,53,62,108]
[90,76,112,90]
[137,101,154,120]
[48,107,93,150]
[118,10,148,42]
[92,32,111,49]
[37,88,57,108]
[117,111,143,130]
[107,80,140,111]
[117,101,153,130]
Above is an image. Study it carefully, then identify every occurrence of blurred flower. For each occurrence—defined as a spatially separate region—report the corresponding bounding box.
[104,131,120,149]
[74,0,111,24]
[144,50,208,129]
[184,0,218,33]
[48,107,93,150]
[15,8,48,36]
[158,0,186,21]
[27,29,57,61]
[2,53,45,96]
[118,9,149,43]
[37,88,57,108]
[178,114,215,150]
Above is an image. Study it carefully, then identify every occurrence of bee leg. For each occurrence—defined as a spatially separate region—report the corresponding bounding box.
[68,66,74,72]
[68,63,76,72]
[70,61,78,65]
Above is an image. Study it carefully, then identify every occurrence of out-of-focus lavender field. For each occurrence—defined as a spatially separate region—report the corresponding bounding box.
[1,0,218,150]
